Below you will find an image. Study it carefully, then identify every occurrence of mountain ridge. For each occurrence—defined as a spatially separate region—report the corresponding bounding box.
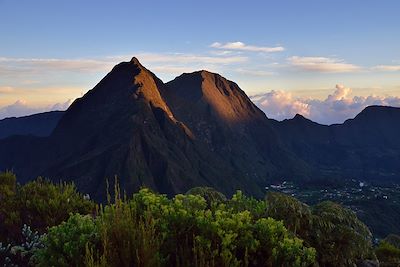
[1,58,400,201]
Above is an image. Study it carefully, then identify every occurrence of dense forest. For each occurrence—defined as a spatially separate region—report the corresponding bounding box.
[1,172,399,266]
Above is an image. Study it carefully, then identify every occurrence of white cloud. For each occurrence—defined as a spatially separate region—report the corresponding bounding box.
[211,42,284,53]
[0,100,39,119]
[251,90,310,120]
[373,65,400,71]
[50,99,73,111]
[288,56,361,73]
[252,84,400,125]
[0,99,72,120]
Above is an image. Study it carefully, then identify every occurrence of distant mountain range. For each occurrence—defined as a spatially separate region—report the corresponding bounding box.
[1,57,399,201]
[0,111,64,139]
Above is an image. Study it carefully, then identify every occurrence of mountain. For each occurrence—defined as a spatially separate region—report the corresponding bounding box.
[0,58,300,200]
[163,71,311,184]
[0,111,64,139]
[272,106,400,184]
[0,58,400,201]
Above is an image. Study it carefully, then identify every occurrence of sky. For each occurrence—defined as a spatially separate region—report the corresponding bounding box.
[0,0,399,124]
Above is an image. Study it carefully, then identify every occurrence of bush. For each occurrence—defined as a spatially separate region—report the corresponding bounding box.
[384,234,400,248]
[89,190,164,267]
[375,236,400,266]
[265,193,375,266]
[1,174,375,267]
[266,192,312,238]
[376,241,400,266]
[0,224,44,266]
[0,175,96,243]
[81,189,315,267]
[128,189,314,267]
[186,186,227,206]
[227,190,268,220]
[35,214,98,267]
[310,201,374,266]
[0,171,16,200]
[0,171,18,242]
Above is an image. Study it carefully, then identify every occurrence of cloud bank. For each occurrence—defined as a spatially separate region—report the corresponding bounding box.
[251,85,400,125]
[0,99,72,120]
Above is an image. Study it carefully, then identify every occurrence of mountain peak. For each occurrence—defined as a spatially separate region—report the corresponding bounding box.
[353,105,400,120]
[53,57,175,138]
[293,114,306,120]
[361,105,399,113]
[164,70,264,125]
[130,56,141,64]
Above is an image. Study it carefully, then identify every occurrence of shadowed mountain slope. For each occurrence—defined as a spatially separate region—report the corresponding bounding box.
[163,71,312,184]
[42,58,262,199]
[0,111,64,139]
[0,58,293,200]
[1,58,400,201]
[272,106,400,183]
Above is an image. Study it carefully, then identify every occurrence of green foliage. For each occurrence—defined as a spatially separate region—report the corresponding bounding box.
[186,186,227,206]
[91,189,164,267]
[375,234,400,266]
[266,192,312,237]
[253,218,315,267]
[375,241,400,266]
[384,234,400,249]
[266,193,375,266]
[35,214,98,267]
[227,190,268,220]
[16,178,96,231]
[0,171,16,199]
[310,201,374,266]
[0,175,96,243]
[0,171,18,243]
[123,189,314,267]
[77,189,315,267]
[0,224,44,266]
[0,173,375,267]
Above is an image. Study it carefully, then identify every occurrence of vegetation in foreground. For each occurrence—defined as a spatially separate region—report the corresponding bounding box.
[0,172,396,266]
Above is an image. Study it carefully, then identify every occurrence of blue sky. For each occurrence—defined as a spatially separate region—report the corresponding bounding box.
[1,0,400,123]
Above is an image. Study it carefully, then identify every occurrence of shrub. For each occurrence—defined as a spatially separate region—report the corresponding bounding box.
[384,234,400,248]
[131,189,314,267]
[0,171,18,242]
[83,189,315,267]
[186,186,227,206]
[266,192,312,238]
[35,214,98,267]
[0,171,16,200]
[227,190,268,220]
[375,236,400,266]
[310,201,374,266]
[265,193,375,266]
[90,191,164,267]
[0,176,96,243]
[0,224,44,266]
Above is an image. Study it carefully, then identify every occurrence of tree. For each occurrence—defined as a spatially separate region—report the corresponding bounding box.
[311,201,374,266]
[266,192,312,238]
